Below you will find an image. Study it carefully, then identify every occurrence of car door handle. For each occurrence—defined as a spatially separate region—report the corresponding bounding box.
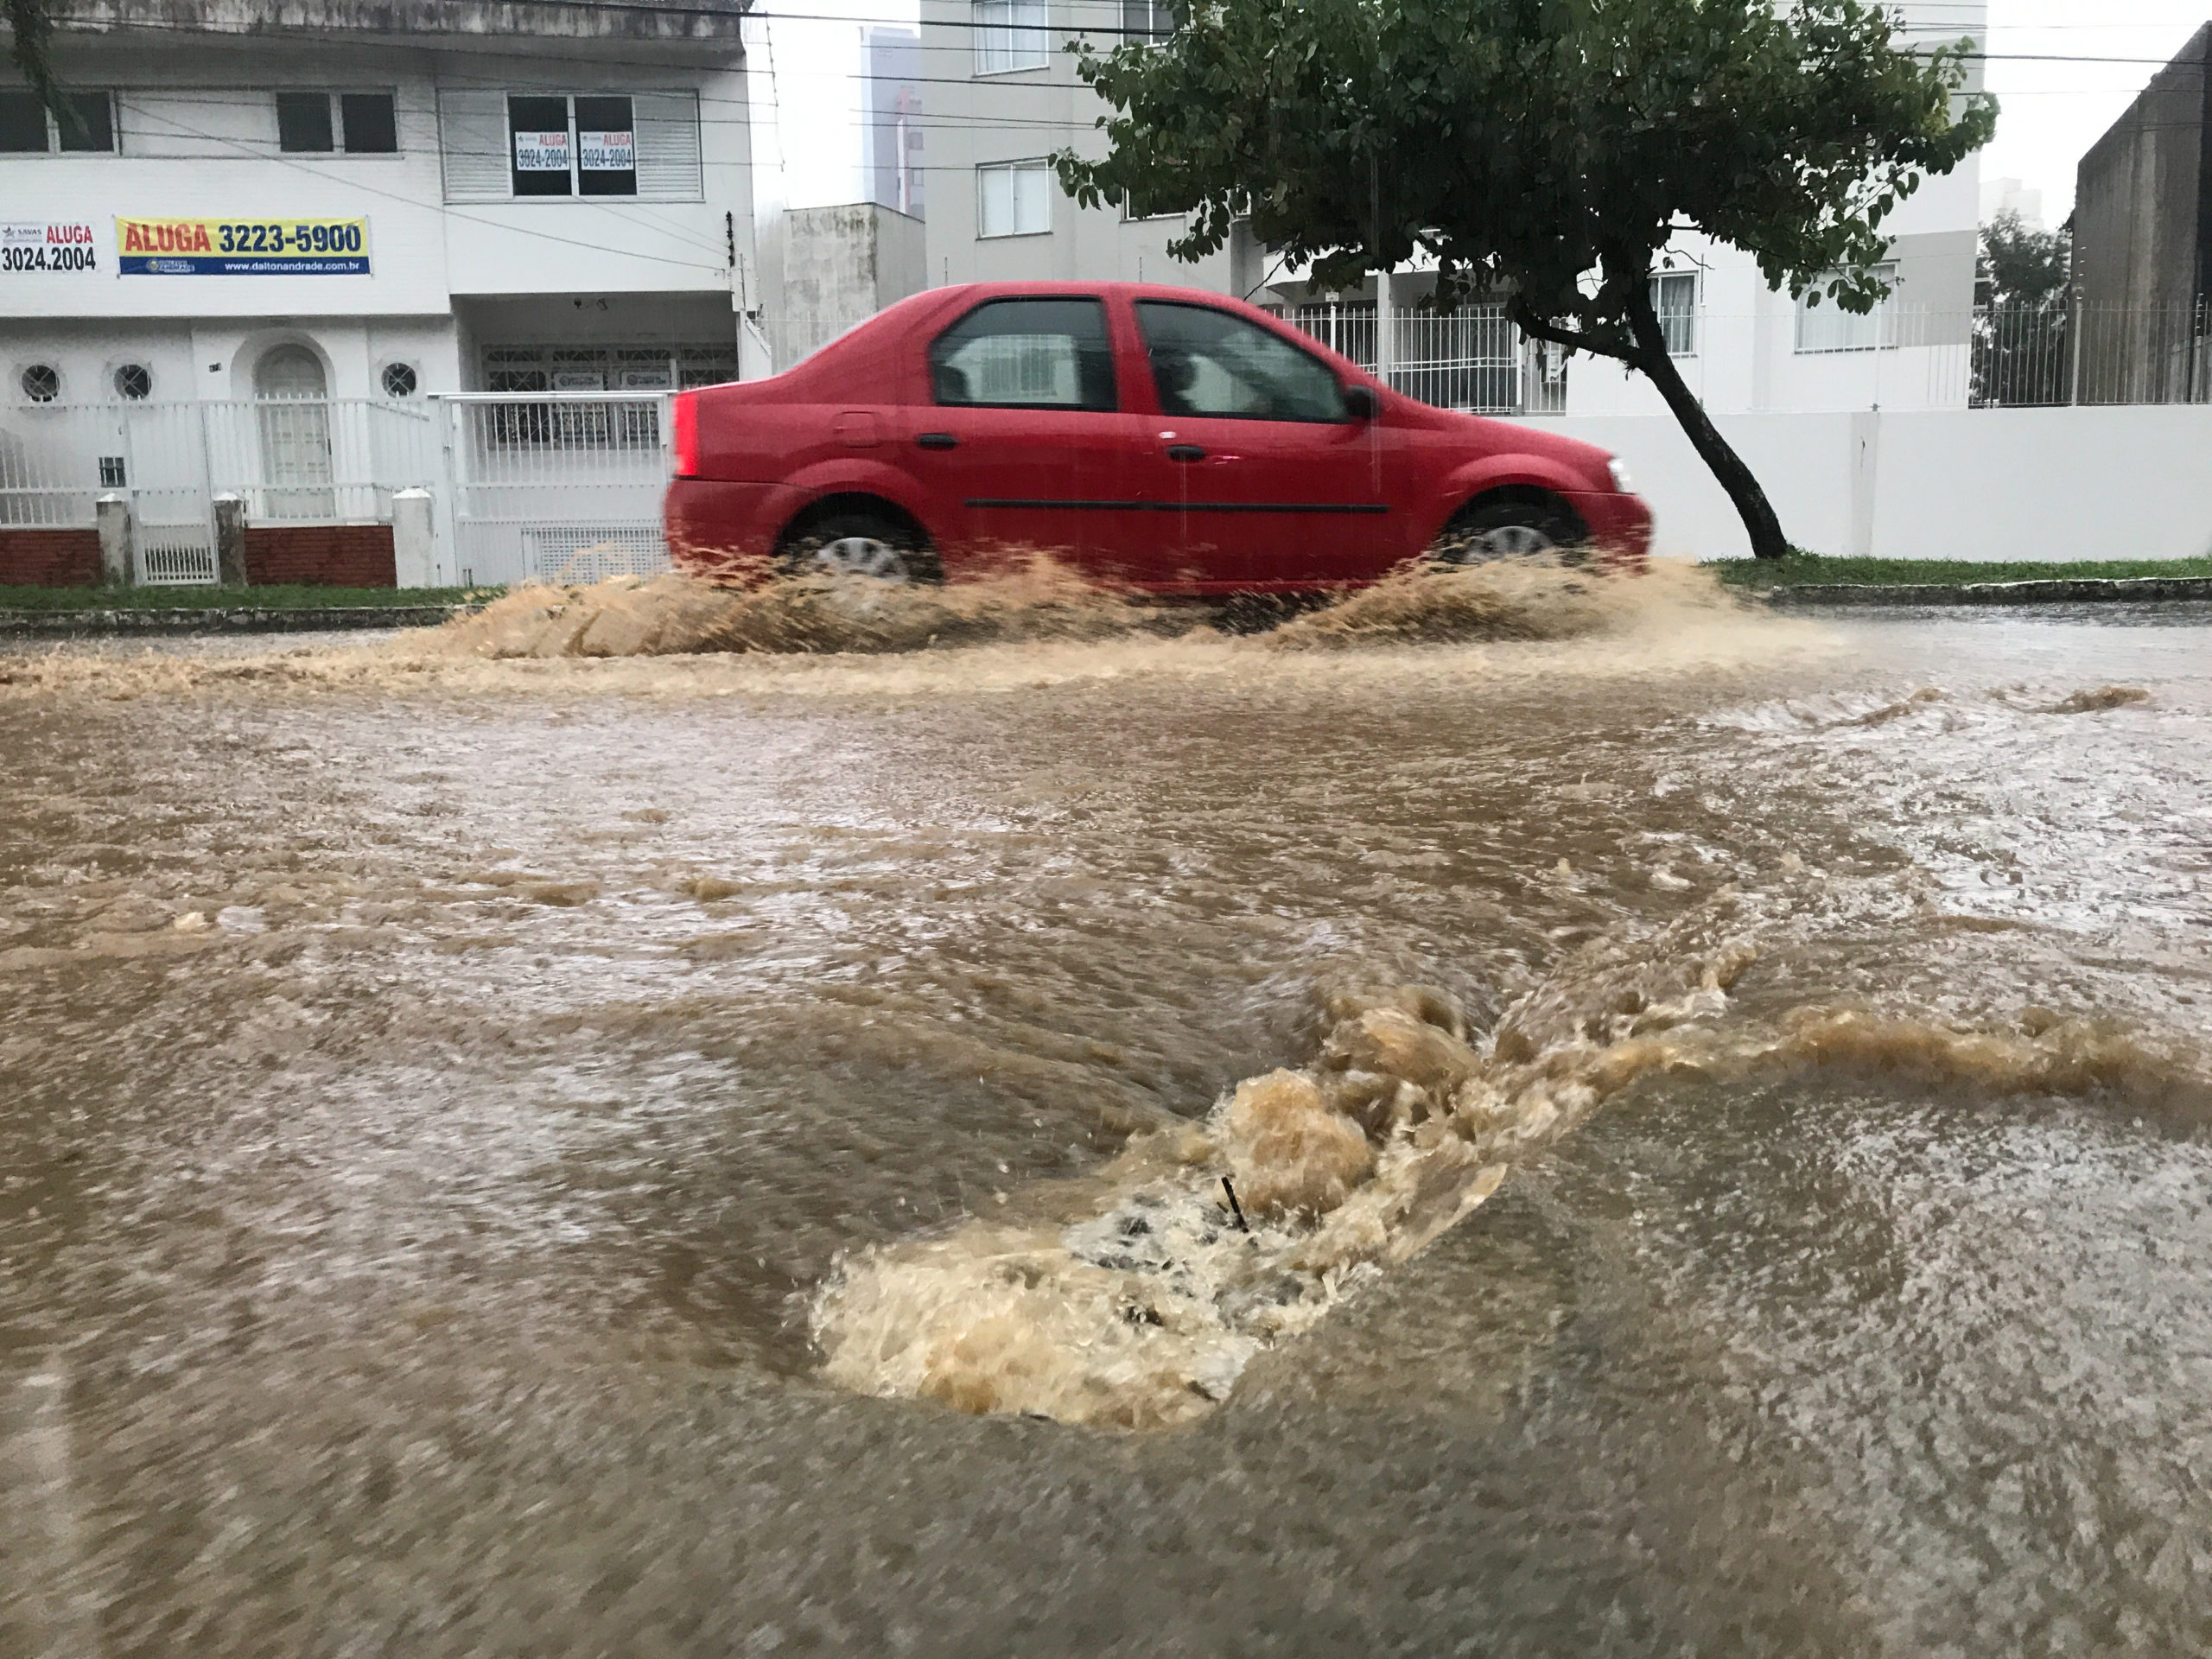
[1165,444,1205,461]
[916,432,958,450]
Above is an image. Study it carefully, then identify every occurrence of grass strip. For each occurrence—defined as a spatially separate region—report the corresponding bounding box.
[1707,556,2212,589]
[0,585,500,613]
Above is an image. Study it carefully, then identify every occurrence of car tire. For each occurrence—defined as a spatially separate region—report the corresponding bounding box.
[779,512,941,584]
[1430,497,1587,567]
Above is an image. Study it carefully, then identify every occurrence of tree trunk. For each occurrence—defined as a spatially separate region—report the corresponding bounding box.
[1623,283,1791,560]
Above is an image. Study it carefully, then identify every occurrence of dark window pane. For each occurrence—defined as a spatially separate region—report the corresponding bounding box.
[276,92,334,152]
[1135,301,1347,422]
[0,89,49,151]
[56,91,112,151]
[508,94,571,195]
[574,94,635,196]
[340,92,397,153]
[931,297,1117,410]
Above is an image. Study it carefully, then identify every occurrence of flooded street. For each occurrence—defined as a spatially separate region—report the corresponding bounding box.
[3,577,2209,1656]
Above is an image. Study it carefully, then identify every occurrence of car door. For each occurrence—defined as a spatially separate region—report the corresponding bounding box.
[899,295,1152,581]
[1127,299,1401,588]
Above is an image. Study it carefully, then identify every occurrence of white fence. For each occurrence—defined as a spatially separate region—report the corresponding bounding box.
[1522,404,2212,563]
[1268,302,1571,414]
[440,392,674,588]
[1271,301,2212,416]
[0,397,440,583]
[0,393,665,587]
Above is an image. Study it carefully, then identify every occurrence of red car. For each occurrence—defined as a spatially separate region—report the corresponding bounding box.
[665,282,1651,592]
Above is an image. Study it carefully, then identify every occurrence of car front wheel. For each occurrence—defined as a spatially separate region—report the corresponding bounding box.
[1430,497,1587,566]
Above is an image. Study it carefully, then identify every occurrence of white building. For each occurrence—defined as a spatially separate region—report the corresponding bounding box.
[3,0,757,408]
[0,0,761,586]
[915,0,1986,417]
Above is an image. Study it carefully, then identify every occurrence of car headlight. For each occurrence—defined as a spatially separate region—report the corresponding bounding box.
[1606,456,1634,493]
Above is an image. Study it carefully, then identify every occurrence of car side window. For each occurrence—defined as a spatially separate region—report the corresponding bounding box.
[930,297,1117,411]
[1135,301,1348,423]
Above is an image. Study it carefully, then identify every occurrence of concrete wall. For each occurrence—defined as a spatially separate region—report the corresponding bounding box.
[1514,405,2212,563]
[2075,25,2209,318]
[774,203,927,364]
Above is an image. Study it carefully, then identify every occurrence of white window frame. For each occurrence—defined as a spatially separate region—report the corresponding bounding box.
[1796,264,1898,354]
[973,0,1050,75]
[1649,270,1697,357]
[976,159,1053,238]
[1121,0,1179,43]
[0,88,117,155]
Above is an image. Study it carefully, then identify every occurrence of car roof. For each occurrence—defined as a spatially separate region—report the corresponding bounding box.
[928,280,1268,308]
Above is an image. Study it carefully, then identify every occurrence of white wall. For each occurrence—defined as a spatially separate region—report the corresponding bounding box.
[1515,405,2212,563]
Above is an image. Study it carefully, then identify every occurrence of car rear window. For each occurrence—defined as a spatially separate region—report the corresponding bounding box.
[1135,300,1347,423]
[930,297,1117,411]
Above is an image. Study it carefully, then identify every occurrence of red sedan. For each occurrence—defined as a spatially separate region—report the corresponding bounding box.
[665,282,1651,592]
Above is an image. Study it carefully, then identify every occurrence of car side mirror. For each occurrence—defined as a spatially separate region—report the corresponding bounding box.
[1343,384,1379,421]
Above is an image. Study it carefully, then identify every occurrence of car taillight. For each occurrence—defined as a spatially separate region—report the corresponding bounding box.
[671,391,701,479]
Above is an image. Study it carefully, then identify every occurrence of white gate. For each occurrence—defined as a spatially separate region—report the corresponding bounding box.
[440,392,673,587]
[0,397,439,584]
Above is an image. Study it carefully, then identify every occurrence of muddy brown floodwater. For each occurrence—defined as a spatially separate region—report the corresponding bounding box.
[3,569,2209,1657]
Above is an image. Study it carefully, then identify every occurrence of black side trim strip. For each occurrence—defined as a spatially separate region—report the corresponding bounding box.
[965,499,1390,515]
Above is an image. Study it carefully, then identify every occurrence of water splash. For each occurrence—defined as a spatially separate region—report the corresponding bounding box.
[810,882,2208,1432]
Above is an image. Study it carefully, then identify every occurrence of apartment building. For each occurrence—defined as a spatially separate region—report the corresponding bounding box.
[917,0,1260,293]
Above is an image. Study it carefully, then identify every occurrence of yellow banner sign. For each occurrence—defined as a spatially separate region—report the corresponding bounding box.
[117,217,370,276]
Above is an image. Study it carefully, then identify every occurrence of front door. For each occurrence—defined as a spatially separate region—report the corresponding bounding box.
[1127,300,1400,588]
[255,344,335,519]
[901,296,1152,582]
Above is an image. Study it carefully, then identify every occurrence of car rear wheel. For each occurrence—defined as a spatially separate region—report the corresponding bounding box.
[781,512,939,583]
[1431,497,1587,566]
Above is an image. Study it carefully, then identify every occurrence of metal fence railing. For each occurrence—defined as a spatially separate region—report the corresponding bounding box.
[1262,299,2212,414]
[440,392,674,588]
[0,397,439,582]
[1266,302,1569,414]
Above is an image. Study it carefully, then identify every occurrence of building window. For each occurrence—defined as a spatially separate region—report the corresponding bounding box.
[340,93,398,153]
[111,364,152,400]
[977,160,1052,238]
[574,96,638,196]
[0,88,116,153]
[380,361,420,398]
[481,343,736,392]
[1649,270,1696,356]
[1796,264,1897,353]
[1122,0,1180,41]
[20,364,60,403]
[441,90,696,204]
[506,94,634,197]
[975,0,1049,74]
[278,91,397,153]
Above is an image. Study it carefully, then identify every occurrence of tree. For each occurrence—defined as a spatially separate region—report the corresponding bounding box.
[6,0,66,122]
[1971,209,2071,407]
[1057,0,1995,560]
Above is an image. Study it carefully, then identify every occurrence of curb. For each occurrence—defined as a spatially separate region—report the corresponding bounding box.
[1759,577,2212,607]
[0,605,476,636]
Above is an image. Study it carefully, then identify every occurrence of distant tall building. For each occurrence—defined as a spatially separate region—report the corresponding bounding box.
[864,28,925,220]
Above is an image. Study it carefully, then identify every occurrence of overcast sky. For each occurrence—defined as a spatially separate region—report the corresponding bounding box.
[1971,0,2208,223]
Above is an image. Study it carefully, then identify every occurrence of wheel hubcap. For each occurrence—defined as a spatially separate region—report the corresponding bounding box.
[809,537,910,582]
[1454,523,1555,563]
